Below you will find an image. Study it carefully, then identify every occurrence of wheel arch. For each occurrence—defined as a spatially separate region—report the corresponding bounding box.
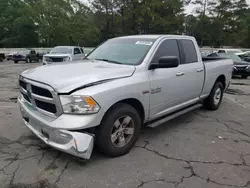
[101,98,146,124]
[215,74,226,89]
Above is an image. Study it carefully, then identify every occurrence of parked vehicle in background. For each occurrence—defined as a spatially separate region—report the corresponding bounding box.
[18,35,233,160]
[217,48,243,54]
[0,53,5,62]
[200,50,213,57]
[42,46,85,65]
[207,52,250,79]
[12,49,39,64]
[5,52,16,61]
[37,51,49,61]
[236,51,250,62]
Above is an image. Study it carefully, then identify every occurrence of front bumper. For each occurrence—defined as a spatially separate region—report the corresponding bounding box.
[233,66,250,76]
[18,98,94,159]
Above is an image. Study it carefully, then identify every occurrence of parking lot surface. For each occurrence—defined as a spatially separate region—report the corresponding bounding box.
[0,61,250,188]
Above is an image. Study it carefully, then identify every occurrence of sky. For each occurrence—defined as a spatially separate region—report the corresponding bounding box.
[185,0,250,14]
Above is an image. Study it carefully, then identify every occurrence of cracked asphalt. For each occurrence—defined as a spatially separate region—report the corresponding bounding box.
[0,61,250,188]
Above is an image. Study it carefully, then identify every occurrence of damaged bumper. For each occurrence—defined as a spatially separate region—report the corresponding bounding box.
[18,98,94,159]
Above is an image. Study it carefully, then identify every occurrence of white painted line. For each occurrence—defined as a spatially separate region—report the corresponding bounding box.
[225,96,247,109]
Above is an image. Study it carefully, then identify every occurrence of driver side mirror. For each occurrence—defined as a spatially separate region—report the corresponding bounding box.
[149,56,179,69]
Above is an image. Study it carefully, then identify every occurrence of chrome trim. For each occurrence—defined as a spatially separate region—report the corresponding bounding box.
[20,93,32,105]
[32,93,54,103]
[19,77,63,117]
[20,87,27,94]
[36,107,57,117]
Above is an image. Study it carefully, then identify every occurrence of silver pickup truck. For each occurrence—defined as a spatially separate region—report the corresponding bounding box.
[18,35,233,160]
[42,46,85,65]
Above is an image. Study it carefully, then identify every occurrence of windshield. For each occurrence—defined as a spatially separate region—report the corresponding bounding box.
[86,38,156,65]
[218,53,242,61]
[50,47,72,54]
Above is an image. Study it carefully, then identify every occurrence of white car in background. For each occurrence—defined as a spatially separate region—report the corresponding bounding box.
[42,46,85,65]
[217,48,243,54]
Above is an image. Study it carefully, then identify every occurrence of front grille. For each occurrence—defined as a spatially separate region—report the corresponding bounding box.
[45,57,64,62]
[19,78,60,116]
[31,85,52,98]
[35,100,57,113]
[236,66,247,70]
[19,80,27,90]
[22,93,30,102]
[51,57,64,62]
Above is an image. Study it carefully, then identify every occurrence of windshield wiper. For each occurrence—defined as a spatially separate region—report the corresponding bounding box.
[94,58,123,64]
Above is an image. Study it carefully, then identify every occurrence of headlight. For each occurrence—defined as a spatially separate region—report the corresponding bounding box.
[60,95,100,114]
[63,56,70,61]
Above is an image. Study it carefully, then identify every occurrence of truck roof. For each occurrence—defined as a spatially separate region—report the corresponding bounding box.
[115,34,195,40]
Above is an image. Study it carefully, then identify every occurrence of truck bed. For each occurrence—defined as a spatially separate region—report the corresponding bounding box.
[201,57,233,98]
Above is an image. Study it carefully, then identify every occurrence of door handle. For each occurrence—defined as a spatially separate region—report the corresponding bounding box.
[197,68,204,72]
[176,72,185,76]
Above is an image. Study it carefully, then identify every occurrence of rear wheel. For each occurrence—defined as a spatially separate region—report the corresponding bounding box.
[14,61,18,64]
[96,103,141,157]
[203,82,224,111]
[241,75,248,79]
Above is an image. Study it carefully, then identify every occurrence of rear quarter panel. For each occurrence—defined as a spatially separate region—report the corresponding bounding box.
[201,59,233,97]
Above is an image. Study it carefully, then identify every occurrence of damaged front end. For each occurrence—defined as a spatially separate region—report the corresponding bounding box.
[19,97,94,159]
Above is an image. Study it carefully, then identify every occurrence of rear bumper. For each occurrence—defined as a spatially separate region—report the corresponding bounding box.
[18,97,94,159]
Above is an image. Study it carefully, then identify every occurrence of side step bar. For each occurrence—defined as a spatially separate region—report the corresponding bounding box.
[147,104,203,128]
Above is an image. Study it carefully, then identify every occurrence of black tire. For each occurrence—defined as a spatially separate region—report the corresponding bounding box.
[26,58,31,63]
[203,82,224,111]
[241,75,248,79]
[14,61,18,64]
[96,103,141,157]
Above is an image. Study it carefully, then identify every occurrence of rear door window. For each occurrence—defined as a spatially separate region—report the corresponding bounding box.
[151,39,180,64]
[179,39,198,64]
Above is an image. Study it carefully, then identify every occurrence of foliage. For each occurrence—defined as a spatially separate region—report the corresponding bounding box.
[0,0,249,47]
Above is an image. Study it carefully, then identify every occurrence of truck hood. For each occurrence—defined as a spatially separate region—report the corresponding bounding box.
[44,53,71,58]
[21,60,136,93]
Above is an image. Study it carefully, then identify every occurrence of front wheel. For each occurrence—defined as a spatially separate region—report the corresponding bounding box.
[14,61,18,64]
[203,82,224,111]
[26,58,31,63]
[96,103,141,157]
[241,75,248,79]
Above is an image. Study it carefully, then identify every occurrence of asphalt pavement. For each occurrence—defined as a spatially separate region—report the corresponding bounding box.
[0,61,250,188]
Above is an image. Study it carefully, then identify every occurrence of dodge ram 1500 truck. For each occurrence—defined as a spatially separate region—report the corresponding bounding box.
[18,35,233,160]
